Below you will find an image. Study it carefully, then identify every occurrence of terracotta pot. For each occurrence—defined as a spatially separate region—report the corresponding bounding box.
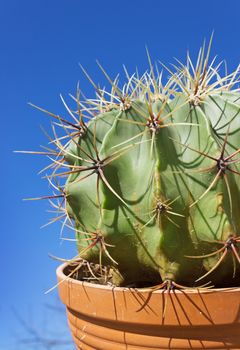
[57,263,240,350]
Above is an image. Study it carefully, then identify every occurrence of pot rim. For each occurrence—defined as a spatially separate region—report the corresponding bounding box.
[57,262,240,294]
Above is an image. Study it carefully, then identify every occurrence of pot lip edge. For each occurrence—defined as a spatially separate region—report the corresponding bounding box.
[56,262,240,294]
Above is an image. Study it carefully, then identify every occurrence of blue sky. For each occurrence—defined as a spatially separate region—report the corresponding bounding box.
[2,0,240,348]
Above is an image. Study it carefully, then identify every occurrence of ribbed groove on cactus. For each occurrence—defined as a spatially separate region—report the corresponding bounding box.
[22,39,240,289]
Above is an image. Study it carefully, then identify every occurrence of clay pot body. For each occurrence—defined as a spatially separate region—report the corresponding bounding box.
[57,263,240,350]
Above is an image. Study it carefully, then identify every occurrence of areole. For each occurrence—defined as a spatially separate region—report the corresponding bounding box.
[57,263,240,350]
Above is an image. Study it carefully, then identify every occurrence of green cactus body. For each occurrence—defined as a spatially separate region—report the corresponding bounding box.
[31,42,240,288]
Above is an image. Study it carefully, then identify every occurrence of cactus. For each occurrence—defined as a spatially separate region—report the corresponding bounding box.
[25,39,240,289]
